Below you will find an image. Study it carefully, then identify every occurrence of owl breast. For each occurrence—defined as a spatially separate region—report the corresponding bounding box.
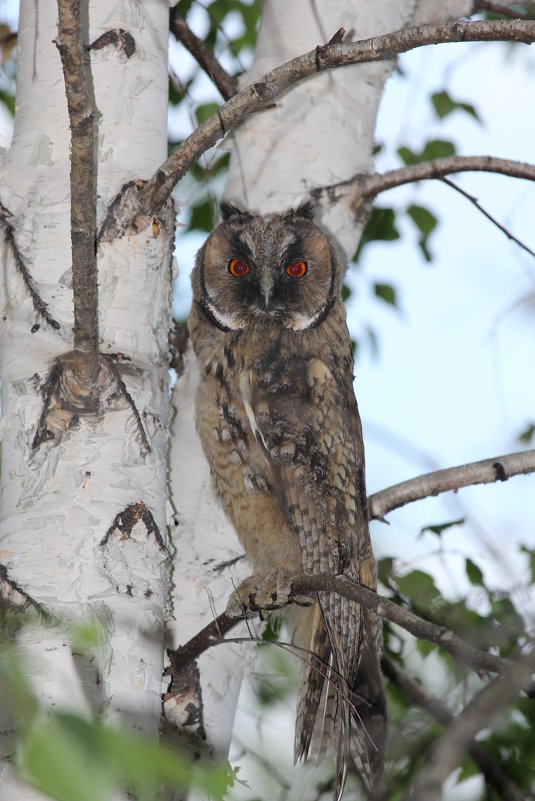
[195,365,303,576]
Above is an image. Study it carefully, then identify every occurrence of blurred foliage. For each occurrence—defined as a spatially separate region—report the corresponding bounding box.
[376,549,535,800]
[0,638,234,801]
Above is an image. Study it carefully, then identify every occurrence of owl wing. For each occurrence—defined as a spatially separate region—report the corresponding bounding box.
[239,355,386,796]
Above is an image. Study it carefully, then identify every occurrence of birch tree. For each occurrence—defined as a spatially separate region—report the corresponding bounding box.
[1,1,534,800]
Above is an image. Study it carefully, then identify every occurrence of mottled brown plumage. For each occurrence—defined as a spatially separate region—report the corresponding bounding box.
[188,203,386,798]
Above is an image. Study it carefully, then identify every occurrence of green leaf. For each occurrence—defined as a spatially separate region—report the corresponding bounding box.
[190,199,217,232]
[415,638,435,658]
[195,102,220,124]
[420,517,465,538]
[397,570,440,607]
[20,716,115,801]
[520,544,535,583]
[421,139,456,160]
[19,711,230,801]
[465,557,485,587]
[518,422,535,443]
[456,756,480,784]
[355,207,400,261]
[377,557,394,586]
[0,88,15,116]
[341,283,351,302]
[398,140,456,166]
[374,283,397,307]
[262,615,281,642]
[407,204,438,262]
[431,90,480,122]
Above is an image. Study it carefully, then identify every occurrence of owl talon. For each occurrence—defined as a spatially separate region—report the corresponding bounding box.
[226,571,299,619]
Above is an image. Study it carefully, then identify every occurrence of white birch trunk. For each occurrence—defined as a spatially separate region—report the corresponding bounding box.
[0,1,172,797]
[167,0,473,783]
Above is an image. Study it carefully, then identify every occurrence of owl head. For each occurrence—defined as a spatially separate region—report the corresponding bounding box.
[190,202,341,333]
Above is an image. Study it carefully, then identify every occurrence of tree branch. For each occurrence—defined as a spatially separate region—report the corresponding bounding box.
[99,19,535,241]
[169,9,238,100]
[56,0,99,392]
[166,572,508,697]
[291,574,509,674]
[402,647,535,801]
[441,175,535,258]
[166,449,535,682]
[350,155,535,203]
[382,656,526,801]
[368,449,535,521]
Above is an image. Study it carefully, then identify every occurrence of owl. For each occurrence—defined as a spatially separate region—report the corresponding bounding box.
[188,201,386,799]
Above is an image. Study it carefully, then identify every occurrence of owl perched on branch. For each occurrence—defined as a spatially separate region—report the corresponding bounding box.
[188,202,386,799]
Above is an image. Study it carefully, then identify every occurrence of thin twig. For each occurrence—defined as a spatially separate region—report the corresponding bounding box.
[99,19,535,241]
[368,449,535,521]
[473,0,530,18]
[56,0,99,392]
[167,573,509,683]
[382,656,525,801]
[169,9,237,100]
[440,175,535,258]
[403,647,535,801]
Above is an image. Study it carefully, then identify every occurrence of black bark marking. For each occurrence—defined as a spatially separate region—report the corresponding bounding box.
[88,29,136,58]
[0,564,52,620]
[100,501,167,551]
[0,202,61,330]
[493,461,507,481]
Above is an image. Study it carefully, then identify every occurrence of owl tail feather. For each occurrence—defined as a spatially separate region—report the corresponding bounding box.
[290,604,387,800]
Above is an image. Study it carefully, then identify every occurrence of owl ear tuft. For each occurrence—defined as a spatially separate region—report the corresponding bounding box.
[220,201,250,221]
[292,200,315,221]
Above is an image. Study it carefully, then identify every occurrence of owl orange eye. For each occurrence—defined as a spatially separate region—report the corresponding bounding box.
[229,258,250,277]
[286,261,307,278]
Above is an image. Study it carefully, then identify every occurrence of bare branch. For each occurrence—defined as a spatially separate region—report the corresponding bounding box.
[403,647,535,801]
[368,449,535,521]
[166,573,508,692]
[382,656,525,801]
[169,9,237,100]
[165,611,236,694]
[441,175,535,258]
[56,0,99,392]
[291,574,509,675]
[99,19,535,241]
[166,449,535,680]
[351,155,535,202]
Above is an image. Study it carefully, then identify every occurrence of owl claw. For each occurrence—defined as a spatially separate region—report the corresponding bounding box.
[226,570,306,619]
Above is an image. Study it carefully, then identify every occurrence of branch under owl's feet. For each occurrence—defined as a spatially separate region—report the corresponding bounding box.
[167,447,535,681]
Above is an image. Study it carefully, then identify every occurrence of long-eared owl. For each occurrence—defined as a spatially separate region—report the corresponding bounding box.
[188,201,386,799]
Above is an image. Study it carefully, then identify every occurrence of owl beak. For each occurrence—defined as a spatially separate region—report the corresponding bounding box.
[260,271,275,311]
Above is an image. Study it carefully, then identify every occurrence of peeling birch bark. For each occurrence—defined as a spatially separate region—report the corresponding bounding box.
[0,1,172,797]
